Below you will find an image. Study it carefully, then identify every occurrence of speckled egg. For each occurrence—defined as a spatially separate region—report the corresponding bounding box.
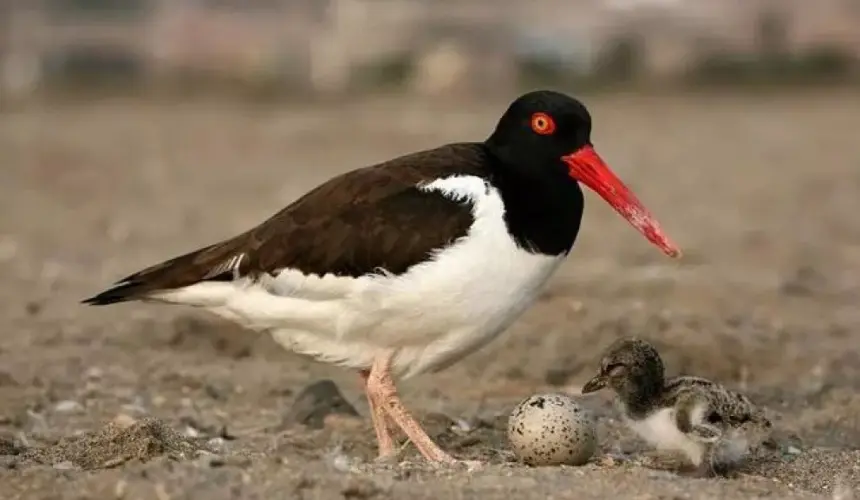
[507,393,597,466]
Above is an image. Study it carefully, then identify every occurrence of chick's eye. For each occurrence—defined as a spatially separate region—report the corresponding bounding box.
[531,112,556,135]
[605,363,625,376]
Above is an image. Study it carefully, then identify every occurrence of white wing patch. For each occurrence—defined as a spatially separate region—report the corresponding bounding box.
[202,253,246,280]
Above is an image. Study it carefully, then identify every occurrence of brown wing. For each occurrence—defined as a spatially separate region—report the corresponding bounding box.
[83,143,491,305]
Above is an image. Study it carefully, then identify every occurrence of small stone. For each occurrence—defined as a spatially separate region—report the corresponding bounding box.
[113,414,137,429]
[341,478,383,499]
[0,436,22,455]
[284,380,359,429]
[101,457,129,468]
[25,301,43,316]
[183,426,201,438]
[53,460,77,470]
[786,445,802,455]
[206,456,251,468]
[114,479,128,499]
[54,400,84,414]
[218,425,236,441]
[120,397,148,415]
[151,395,167,407]
[207,437,227,452]
[204,384,227,401]
[598,455,616,467]
[325,445,356,473]
[0,371,18,387]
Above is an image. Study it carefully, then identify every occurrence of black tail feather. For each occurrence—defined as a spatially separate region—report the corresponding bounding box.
[81,280,148,306]
[81,233,253,307]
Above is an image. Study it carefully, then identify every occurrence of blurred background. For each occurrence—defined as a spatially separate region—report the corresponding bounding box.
[1,0,859,100]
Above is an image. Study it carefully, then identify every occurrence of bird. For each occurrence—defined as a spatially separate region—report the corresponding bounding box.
[83,90,681,466]
[581,337,772,476]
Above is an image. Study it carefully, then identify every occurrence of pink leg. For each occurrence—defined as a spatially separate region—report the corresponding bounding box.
[360,369,396,459]
[365,354,456,464]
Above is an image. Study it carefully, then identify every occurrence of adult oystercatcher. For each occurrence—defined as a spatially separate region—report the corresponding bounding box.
[83,90,680,465]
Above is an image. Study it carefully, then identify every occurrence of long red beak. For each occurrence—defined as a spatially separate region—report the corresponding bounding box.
[562,145,681,258]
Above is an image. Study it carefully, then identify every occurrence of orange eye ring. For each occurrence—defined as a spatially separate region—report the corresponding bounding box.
[530,112,556,135]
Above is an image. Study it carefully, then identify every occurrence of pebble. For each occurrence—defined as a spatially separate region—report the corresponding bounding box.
[0,371,18,387]
[114,479,128,499]
[52,461,77,470]
[120,402,148,416]
[285,380,359,429]
[325,445,357,473]
[113,414,137,429]
[183,425,201,438]
[207,437,228,452]
[54,400,84,414]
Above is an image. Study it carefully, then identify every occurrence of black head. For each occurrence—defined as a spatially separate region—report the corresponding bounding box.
[486,90,592,182]
[581,337,665,405]
[484,90,682,259]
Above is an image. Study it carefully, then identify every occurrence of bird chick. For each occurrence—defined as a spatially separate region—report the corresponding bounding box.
[582,337,772,476]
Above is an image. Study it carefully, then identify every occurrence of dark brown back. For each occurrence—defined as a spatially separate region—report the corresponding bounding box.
[83,143,492,305]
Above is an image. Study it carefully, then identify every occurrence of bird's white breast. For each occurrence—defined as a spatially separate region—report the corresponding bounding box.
[624,407,707,466]
[161,175,566,378]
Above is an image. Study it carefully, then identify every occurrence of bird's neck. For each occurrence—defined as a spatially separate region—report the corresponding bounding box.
[482,146,585,256]
[616,374,666,420]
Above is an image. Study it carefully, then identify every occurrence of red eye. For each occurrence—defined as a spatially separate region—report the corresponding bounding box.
[531,112,556,135]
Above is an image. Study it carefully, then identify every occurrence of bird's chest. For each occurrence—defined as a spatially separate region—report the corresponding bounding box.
[626,408,691,450]
[623,407,705,464]
[377,226,566,334]
[625,408,688,449]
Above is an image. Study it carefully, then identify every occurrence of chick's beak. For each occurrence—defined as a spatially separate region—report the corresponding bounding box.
[581,375,607,394]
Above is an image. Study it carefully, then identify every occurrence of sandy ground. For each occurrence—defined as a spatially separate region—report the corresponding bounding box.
[1,91,859,499]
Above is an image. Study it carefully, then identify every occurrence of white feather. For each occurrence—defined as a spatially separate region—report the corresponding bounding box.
[151,175,566,378]
[710,429,751,469]
[624,406,708,466]
[623,401,754,469]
